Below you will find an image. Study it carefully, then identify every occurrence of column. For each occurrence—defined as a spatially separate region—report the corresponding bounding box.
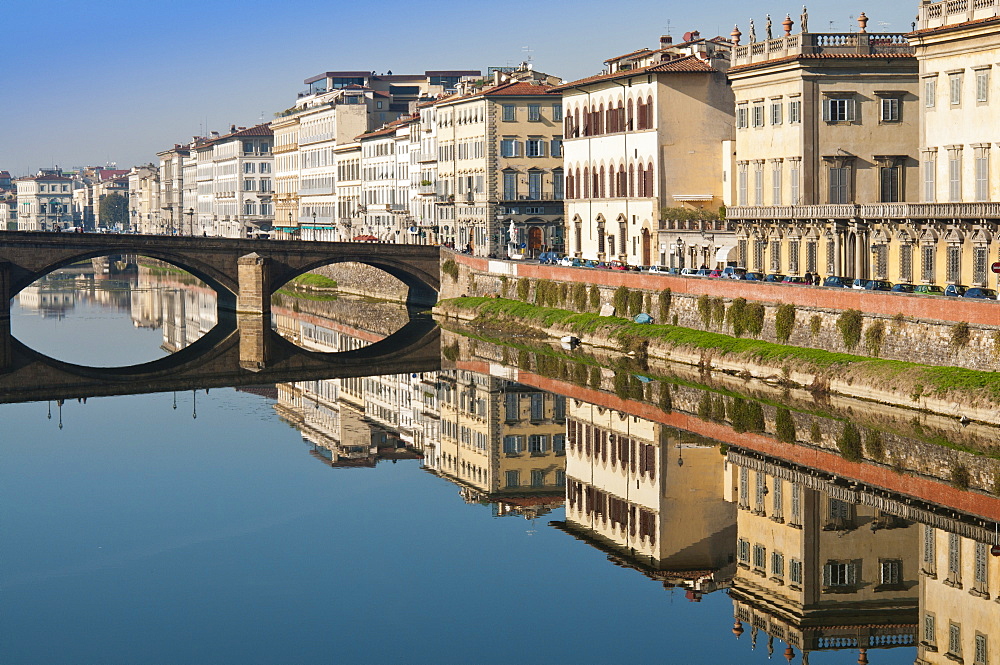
[237,253,270,370]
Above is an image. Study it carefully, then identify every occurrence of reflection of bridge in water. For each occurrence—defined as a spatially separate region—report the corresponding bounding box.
[0,231,442,403]
[0,311,439,404]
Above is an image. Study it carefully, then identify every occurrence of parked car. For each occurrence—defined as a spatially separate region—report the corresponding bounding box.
[571,258,586,267]
[537,251,564,264]
[763,273,786,283]
[823,276,852,288]
[721,266,747,279]
[944,284,968,297]
[890,283,915,293]
[708,269,724,278]
[743,271,765,281]
[851,278,871,290]
[680,268,698,275]
[781,275,811,285]
[913,284,946,296]
[863,280,893,291]
[963,287,998,299]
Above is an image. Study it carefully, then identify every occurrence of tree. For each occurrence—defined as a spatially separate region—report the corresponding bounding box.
[99,193,129,229]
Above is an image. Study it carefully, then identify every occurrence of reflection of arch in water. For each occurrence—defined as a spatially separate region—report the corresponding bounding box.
[274,254,437,307]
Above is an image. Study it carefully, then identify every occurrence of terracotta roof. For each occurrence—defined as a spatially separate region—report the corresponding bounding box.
[481,81,558,97]
[552,55,716,91]
[16,174,71,181]
[604,47,653,64]
[230,123,273,137]
[728,52,916,74]
[909,14,1000,36]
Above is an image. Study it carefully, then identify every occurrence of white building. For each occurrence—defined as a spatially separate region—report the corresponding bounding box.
[15,171,74,231]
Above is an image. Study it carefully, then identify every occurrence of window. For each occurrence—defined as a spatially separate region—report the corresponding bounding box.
[751,104,765,128]
[755,471,767,511]
[243,202,257,215]
[788,241,799,275]
[737,538,750,564]
[528,171,542,199]
[259,179,271,191]
[500,139,520,158]
[975,148,990,201]
[880,165,900,202]
[771,162,782,204]
[243,141,254,154]
[790,160,800,203]
[737,163,748,205]
[806,242,817,273]
[527,104,541,121]
[505,470,520,487]
[976,69,990,103]
[790,559,803,585]
[824,98,856,122]
[551,137,563,158]
[974,541,989,590]
[925,78,937,107]
[530,393,544,420]
[829,498,852,526]
[503,172,517,200]
[924,613,937,647]
[526,138,545,157]
[555,470,566,486]
[552,170,564,199]
[829,166,850,203]
[531,470,545,487]
[739,466,749,507]
[975,633,988,665]
[922,244,936,283]
[553,433,566,453]
[924,154,937,202]
[880,559,902,586]
[243,162,256,174]
[502,104,516,121]
[552,104,563,121]
[901,243,914,282]
[771,551,785,578]
[503,435,523,454]
[736,105,748,129]
[949,623,962,658]
[243,179,255,191]
[753,544,767,570]
[950,73,963,106]
[949,151,962,201]
[771,101,782,125]
[948,532,962,581]
[504,392,518,420]
[789,99,801,123]
[259,162,270,173]
[770,240,781,272]
[823,561,858,587]
[753,164,763,205]
[880,97,900,122]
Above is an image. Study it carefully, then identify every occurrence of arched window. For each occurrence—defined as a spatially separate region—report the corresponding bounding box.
[617,101,625,133]
[574,108,581,137]
[627,99,634,130]
[583,167,590,198]
[597,104,605,135]
[566,170,575,200]
[599,166,606,199]
[628,164,635,197]
[582,106,589,136]
[564,113,573,137]
[575,167,582,199]
[644,163,654,196]
[618,165,626,197]
[646,96,654,129]
[606,104,615,134]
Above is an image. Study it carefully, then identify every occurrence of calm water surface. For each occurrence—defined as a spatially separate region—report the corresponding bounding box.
[0,267,948,664]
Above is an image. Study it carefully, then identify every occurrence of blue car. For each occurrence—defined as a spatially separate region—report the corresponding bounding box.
[963,287,997,299]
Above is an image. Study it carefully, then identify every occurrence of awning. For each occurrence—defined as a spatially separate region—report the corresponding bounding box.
[715,240,738,263]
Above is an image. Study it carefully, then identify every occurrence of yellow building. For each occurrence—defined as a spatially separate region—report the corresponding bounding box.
[433,370,567,515]
[561,399,735,594]
[433,66,565,257]
[725,13,920,280]
[726,448,918,663]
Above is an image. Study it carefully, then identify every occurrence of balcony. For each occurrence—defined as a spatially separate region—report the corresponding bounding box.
[919,0,999,30]
[732,32,913,68]
[727,202,1000,221]
[499,192,564,202]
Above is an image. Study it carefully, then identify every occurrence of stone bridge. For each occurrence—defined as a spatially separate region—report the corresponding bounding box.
[0,231,443,386]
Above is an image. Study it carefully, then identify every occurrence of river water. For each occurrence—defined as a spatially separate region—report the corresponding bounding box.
[2,264,997,665]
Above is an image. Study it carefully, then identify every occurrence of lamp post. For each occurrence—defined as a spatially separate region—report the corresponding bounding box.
[185,208,194,236]
[287,211,293,241]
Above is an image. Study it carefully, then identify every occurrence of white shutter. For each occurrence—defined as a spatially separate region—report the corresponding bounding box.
[822,100,831,121]
[846,98,856,121]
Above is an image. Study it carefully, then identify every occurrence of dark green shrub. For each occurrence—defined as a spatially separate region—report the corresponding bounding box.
[644,293,652,316]
[810,420,822,442]
[950,321,971,350]
[697,294,711,327]
[671,313,678,326]
[837,309,863,350]
[573,283,588,311]
[517,278,530,301]
[836,422,863,462]
[442,258,459,282]
[442,342,460,361]
[951,463,971,491]
[810,314,822,337]
[865,320,886,357]
[864,430,884,461]
[712,395,727,421]
[613,286,630,315]
[499,275,509,297]
[697,392,712,418]
[775,303,796,343]
[727,298,747,336]
[745,303,765,337]
[775,408,796,443]
[658,384,672,413]
[589,285,601,311]
[628,290,644,317]
[658,288,672,321]
[712,297,726,328]
[589,366,602,389]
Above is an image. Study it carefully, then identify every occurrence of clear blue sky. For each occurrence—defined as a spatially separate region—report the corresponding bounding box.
[0,0,915,175]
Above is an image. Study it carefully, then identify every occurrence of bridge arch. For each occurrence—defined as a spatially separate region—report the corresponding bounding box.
[273,254,439,307]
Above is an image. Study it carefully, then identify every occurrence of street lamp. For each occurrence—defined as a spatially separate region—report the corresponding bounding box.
[185,208,194,236]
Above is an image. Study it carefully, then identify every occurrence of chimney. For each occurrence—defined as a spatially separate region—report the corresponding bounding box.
[691,30,701,40]
[660,35,673,47]
[493,69,502,86]
[230,124,236,132]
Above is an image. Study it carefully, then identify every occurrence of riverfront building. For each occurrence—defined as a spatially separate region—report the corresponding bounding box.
[557,33,735,267]
[14,170,74,231]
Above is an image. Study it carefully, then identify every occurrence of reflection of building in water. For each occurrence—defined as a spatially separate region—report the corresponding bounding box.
[16,284,76,319]
[726,448,919,663]
[130,268,217,350]
[429,370,566,518]
[558,400,735,596]
[916,523,1000,665]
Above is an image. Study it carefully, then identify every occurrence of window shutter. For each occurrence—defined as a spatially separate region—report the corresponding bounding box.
[846,98,856,121]
[823,564,831,586]
[822,100,831,122]
[848,561,859,586]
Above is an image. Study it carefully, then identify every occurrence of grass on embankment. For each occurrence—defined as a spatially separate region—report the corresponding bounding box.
[438,296,1000,405]
[290,273,338,289]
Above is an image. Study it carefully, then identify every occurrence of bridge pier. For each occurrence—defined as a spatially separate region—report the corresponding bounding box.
[237,253,271,370]
[0,262,9,372]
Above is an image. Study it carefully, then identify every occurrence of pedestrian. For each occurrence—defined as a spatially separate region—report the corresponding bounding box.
[804,270,812,284]
[813,272,821,286]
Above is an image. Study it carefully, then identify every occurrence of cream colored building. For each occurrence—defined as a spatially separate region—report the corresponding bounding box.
[433,66,564,257]
[128,165,159,234]
[725,13,919,279]
[562,399,735,594]
[15,171,73,231]
[726,448,919,663]
[334,141,362,241]
[559,34,734,266]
